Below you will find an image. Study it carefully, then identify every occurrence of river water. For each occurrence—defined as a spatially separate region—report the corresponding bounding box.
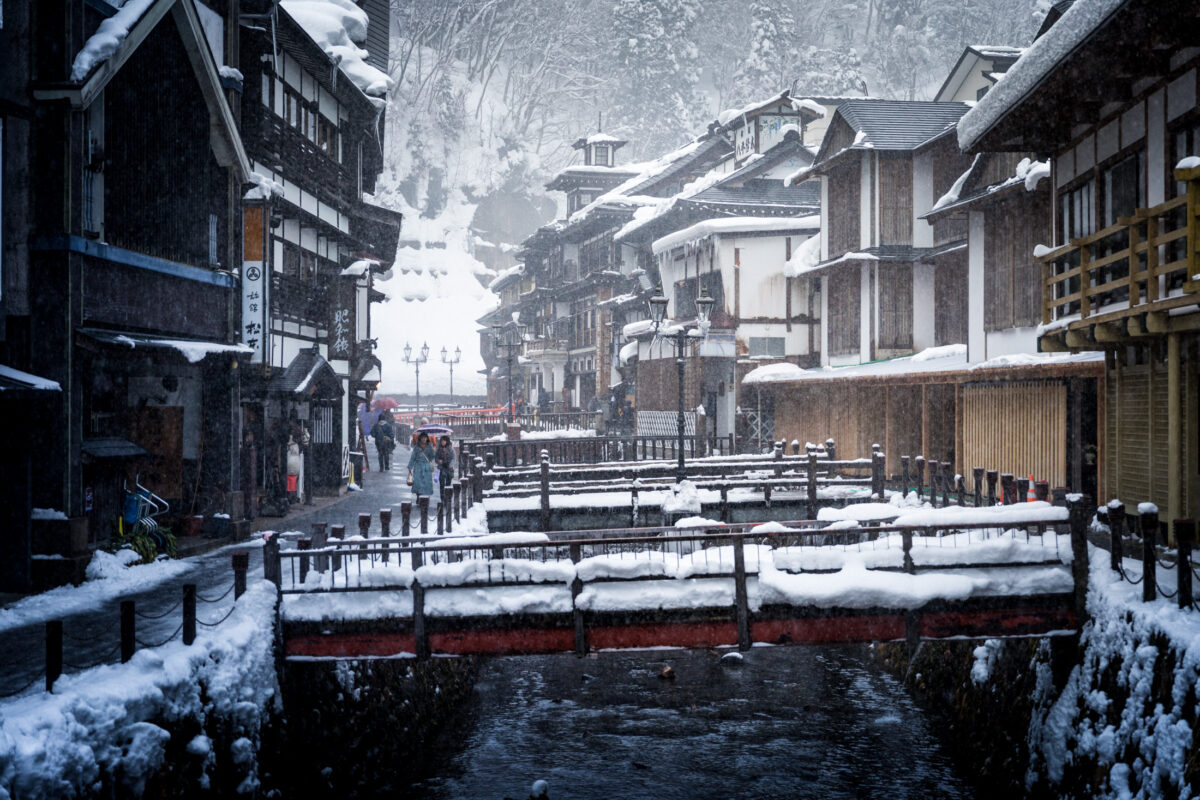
[407,645,973,799]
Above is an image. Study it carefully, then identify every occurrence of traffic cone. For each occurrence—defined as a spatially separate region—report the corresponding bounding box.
[1027,475,1036,502]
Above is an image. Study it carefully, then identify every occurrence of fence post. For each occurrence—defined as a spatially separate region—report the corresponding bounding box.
[436,496,445,535]
[914,456,925,501]
[380,509,392,564]
[1035,481,1050,503]
[1068,495,1091,628]
[473,458,485,503]
[941,462,953,507]
[570,542,587,657]
[763,478,772,507]
[631,483,640,527]
[1109,501,1126,572]
[986,470,998,506]
[1000,474,1016,505]
[900,456,911,498]
[401,501,412,538]
[46,620,62,692]
[540,451,551,532]
[419,496,430,535]
[791,440,800,455]
[901,529,914,574]
[454,482,463,523]
[483,453,496,491]
[359,513,372,561]
[806,452,818,519]
[263,534,281,588]
[330,525,344,572]
[312,522,329,573]
[183,584,197,646]
[444,486,454,533]
[732,536,751,651]
[1175,519,1195,609]
[872,451,885,499]
[720,484,729,523]
[1141,505,1159,603]
[774,441,784,477]
[232,551,248,600]
[955,474,966,506]
[120,600,135,663]
[928,460,940,507]
[825,438,837,465]
[297,537,312,585]
[972,468,984,507]
[1016,476,1030,504]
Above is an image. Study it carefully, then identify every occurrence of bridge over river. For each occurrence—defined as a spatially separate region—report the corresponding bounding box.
[268,498,1090,661]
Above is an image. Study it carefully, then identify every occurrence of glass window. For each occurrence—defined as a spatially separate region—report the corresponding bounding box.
[1059,179,1095,242]
[748,337,786,358]
[1102,151,1144,227]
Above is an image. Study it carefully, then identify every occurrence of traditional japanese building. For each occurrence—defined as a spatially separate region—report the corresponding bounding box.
[960,0,1200,523]
[236,0,399,502]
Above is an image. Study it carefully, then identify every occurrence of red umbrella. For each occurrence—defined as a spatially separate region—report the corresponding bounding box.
[373,396,400,411]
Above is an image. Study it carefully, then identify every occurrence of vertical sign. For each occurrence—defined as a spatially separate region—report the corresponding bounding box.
[328,277,355,360]
[241,205,267,363]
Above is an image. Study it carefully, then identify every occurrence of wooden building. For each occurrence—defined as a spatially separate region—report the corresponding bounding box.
[959,0,1200,523]
[236,0,399,502]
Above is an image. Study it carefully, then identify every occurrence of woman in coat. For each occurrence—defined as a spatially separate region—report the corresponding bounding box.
[435,435,455,498]
[407,431,436,497]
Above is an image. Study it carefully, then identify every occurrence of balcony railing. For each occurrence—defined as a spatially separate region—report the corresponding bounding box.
[1039,166,1199,331]
[524,337,568,355]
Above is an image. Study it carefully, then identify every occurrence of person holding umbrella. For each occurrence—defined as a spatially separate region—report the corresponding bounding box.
[370,411,396,471]
[407,430,436,498]
[435,434,455,498]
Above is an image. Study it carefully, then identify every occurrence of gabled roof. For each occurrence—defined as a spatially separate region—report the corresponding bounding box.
[689,179,820,212]
[268,350,344,397]
[43,0,250,180]
[934,44,1024,102]
[826,100,971,154]
[711,90,825,133]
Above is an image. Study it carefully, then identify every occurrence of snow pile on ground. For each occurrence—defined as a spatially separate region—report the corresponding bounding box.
[484,428,597,442]
[0,552,194,635]
[662,480,702,515]
[0,580,280,797]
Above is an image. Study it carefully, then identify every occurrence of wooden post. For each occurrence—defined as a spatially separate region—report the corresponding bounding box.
[419,496,430,535]
[970,467,983,507]
[1175,519,1195,609]
[806,452,818,519]
[443,486,454,534]
[570,542,587,656]
[454,482,463,523]
[359,512,372,561]
[872,451,885,499]
[901,529,914,574]
[232,551,249,600]
[901,456,911,498]
[763,479,773,507]
[263,534,281,588]
[914,456,925,501]
[329,525,344,572]
[955,474,966,507]
[120,600,135,663]
[825,438,836,464]
[401,501,412,538]
[631,484,640,527]
[540,452,551,532]
[791,440,800,455]
[986,470,998,506]
[436,496,445,535]
[1035,481,1050,503]
[473,458,485,503]
[298,537,312,584]
[1142,505,1159,602]
[1068,495,1091,629]
[927,460,940,507]
[774,441,784,477]
[46,620,63,692]
[183,584,197,646]
[1016,476,1030,504]
[1109,501,1126,572]
[720,484,729,523]
[732,536,751,651]
[1000,473,1015,505]
[941,462,952,508]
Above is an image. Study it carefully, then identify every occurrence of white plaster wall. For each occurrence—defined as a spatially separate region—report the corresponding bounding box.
[1147,89,1166,206]
[820,275,830,366]
[912,263,936,351]
[858,261,871,360]
[984,327,1040,359]
[860,153,873,250]
[912,151,934,247]
[820,178,830,260]
[967,211,985,363]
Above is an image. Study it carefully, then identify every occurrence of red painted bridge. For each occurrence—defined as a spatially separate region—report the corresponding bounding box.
[268,506,1088,661]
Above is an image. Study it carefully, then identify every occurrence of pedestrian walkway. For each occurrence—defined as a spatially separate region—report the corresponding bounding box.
[0,447,431,695]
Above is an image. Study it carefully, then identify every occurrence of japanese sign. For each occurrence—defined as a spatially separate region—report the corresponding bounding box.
[241,206,268,363]
[329,278,355,360]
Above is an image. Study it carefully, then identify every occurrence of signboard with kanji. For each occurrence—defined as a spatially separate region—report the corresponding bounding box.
[241,206,268,363]
[329,278,356,361]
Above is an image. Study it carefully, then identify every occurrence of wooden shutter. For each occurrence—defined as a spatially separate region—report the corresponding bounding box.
[961,381,1067,486]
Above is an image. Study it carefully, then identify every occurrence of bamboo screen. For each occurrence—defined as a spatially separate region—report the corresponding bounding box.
[961,380,1067,487]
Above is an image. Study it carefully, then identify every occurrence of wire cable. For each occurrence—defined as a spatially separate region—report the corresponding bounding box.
[136,599,182,620]
[195,583,235,604]
[196,606,236,628]
[0,673,42,698]
[63,643,121,672]
[136,623,183,649]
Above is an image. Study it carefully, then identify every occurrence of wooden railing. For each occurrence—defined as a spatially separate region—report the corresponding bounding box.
[1039,167,1200,328]
[431,410,602,437]
[459,433,737,470]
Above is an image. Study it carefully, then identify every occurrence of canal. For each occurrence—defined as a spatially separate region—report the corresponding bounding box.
[404,644,973,799]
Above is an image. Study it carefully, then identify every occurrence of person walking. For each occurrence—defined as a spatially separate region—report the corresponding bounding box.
[371,412,396,471]
[407,431,436,498]
[435,434,455,500]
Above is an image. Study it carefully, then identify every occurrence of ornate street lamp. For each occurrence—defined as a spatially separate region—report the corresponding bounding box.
[493,324,525,422]
[649,283,714,482]
[403,341,430,417]
[441,346,462,406]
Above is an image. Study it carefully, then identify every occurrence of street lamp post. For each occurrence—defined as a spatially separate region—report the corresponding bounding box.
[492,324,524,423]
[441,346,461,406]
[649,284,713,483]
[403,341,430,419]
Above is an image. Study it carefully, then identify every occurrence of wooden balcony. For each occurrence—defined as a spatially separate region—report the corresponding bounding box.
[1038,166,1200,350]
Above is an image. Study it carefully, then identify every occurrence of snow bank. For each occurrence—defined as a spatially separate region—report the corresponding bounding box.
[0,581,279,796]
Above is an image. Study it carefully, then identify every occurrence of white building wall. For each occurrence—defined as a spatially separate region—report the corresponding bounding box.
[912,263,936,351]
[860,153,873,249]
[858,261,871,359]
[967,211,985,363]
[912,151,934,248]
[820,178,830,260]
[820,275,830,366]
[1147,88,1167,206]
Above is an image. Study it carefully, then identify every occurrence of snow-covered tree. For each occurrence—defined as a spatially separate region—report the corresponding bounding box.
[730,2,796,104]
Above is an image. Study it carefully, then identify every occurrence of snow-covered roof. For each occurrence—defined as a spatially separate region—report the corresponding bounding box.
[487,265,523,292]
[743,346,1104,385]
[0,364,62,392]
[618,340,639,366]
[784,232,823,278]
[280,0,393,99]
[651,215,819,256]
[927,156,1050,216]
[340,258,381,277]
[958,0,1128,151]
[79,328,254,363]
[71,0,158,82]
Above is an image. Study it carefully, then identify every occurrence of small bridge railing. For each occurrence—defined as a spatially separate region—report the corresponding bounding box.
[458,433,737,471]
[267,500,1090,658]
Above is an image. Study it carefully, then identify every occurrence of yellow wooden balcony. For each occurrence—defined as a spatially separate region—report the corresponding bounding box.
[1038,165,1200,349]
